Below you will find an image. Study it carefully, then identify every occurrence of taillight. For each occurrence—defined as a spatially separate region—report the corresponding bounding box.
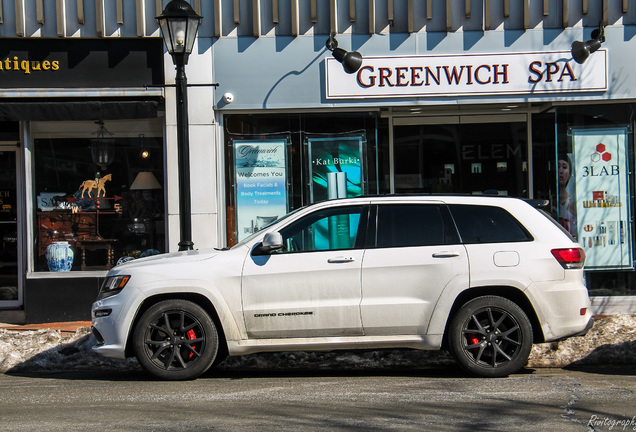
[551,248,586,269]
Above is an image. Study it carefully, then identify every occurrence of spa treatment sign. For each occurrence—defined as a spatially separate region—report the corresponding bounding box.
[234,139,288,241]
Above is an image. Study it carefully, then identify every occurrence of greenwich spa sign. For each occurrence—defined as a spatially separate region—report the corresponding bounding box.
[325,50,607,99]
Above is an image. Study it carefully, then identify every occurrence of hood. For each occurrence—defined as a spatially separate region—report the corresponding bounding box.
[112,248,222,271]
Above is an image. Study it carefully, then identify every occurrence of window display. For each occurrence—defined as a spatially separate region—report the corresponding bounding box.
[32,119,165,272]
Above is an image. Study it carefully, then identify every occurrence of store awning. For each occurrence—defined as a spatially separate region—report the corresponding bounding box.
[0,99,161,121]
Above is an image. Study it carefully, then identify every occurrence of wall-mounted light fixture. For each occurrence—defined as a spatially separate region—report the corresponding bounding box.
[326,34,362,74]
[571,22,606,64]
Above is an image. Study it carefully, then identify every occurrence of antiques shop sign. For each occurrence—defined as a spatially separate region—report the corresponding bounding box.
[326,51,607,99]
[0,39,163,88]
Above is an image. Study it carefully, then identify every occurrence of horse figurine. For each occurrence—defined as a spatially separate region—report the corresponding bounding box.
[96,174,112,198]
[79,174,112,198]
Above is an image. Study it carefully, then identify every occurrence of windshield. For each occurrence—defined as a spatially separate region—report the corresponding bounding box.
[231,207,305,249]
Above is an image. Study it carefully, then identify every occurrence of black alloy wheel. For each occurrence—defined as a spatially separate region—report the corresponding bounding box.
[133,299,219,380]
[449,296,533,378]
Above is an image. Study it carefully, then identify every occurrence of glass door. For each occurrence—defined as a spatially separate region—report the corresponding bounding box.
[0,146,21,308]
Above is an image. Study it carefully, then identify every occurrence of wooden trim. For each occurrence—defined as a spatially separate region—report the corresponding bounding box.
[311,0,317,23]
[272,0,278,24]
[56,0,66,36]
[136,0,145,37]
[214,0,222,37]
[485,0,491,30]
[77,0,85,24]
[253,0,260,36]
[331,0,337,33]
[36,0,44,24]
[96,0,106,37]
[350,0,355,22]
[291,0,299,36]
[233,0,239,24]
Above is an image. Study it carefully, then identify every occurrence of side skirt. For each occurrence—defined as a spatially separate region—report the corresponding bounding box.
[227,334,443,356]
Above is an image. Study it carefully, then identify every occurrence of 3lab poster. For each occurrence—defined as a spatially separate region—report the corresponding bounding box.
[572,127,633,269]
[234,139,288,242]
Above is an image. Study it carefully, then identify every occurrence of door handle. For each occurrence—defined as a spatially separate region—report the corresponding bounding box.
[328,256,356,263]
[432,251,461,258]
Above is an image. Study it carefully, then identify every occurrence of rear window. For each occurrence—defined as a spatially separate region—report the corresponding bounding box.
[449,204,533,244]
[375,204,459,248]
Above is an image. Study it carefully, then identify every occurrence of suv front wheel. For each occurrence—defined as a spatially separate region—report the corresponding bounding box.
[133,299,219,380]
[448,296,533,378]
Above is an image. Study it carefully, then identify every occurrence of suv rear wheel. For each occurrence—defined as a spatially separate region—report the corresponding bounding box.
[449,296,533,378]
[133,299,219,380]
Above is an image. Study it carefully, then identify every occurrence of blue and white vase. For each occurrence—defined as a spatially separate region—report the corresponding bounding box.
[46,241,74,272]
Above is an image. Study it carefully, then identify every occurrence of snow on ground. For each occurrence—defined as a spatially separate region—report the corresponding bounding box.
[0,315,634,374]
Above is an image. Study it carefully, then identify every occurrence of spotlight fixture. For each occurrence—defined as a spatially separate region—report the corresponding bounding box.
[326,33,363,74]
[571,22,606,64]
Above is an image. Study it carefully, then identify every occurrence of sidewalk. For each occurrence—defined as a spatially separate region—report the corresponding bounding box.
[0,321,91,334]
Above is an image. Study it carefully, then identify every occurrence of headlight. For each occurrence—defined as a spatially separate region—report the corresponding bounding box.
[98,275,131,300]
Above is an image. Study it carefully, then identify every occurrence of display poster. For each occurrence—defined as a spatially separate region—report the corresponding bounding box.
[572,127,633,269]
[234,139,288,242]
[307,136,364,250]
[307,136,364,203]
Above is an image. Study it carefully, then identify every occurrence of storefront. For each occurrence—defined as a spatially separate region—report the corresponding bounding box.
[0,38,166,323]
[210,2,636,315]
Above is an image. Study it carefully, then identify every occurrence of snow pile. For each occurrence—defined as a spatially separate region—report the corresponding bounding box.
[0,315,634,374]
[528,314,636,368]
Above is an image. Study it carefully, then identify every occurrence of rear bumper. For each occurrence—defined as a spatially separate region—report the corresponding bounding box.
[571,317,594,338]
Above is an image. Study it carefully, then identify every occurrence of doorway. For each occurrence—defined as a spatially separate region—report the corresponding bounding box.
[391,114,529,197]
[0,145,22,308]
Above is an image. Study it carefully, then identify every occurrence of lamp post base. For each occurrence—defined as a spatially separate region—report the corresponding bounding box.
[178,240,194,251]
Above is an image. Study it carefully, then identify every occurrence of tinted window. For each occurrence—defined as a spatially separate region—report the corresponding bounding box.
[278,206,365,253]
[449,204,532,244]
[376,204,455,248]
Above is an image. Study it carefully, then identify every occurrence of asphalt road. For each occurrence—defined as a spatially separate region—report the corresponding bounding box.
[1,366,635,431]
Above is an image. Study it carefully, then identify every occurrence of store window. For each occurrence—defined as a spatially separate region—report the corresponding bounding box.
[223,113,378,246]
[32,119,165,272]
[392,120,528,197]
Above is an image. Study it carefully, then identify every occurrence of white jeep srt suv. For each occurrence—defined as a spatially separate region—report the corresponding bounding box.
[91,195,593,380]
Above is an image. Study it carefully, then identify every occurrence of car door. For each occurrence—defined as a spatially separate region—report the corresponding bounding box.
[361,202,469,335]
[242,204,368,339]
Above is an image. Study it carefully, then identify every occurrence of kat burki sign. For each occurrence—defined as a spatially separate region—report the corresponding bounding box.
[326,51,607,99]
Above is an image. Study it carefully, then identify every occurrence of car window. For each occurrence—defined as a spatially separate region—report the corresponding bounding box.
[375,204,454,248]
[449,204,533,244]
[277,205,365,253]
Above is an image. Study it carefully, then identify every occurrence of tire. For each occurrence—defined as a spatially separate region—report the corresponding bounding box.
[448,296,533,378]
[133,299,219,381]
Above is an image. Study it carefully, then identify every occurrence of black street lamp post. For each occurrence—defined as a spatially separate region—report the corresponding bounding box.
[156,0,202,251]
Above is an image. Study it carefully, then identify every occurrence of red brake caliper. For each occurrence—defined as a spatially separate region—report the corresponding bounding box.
[468,334,480,355]
[186,329,197,358]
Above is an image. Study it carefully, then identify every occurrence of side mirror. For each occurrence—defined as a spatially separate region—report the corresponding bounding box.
[260,232,283,253]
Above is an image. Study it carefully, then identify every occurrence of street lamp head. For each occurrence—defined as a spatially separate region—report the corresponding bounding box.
[156,0,202,66]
